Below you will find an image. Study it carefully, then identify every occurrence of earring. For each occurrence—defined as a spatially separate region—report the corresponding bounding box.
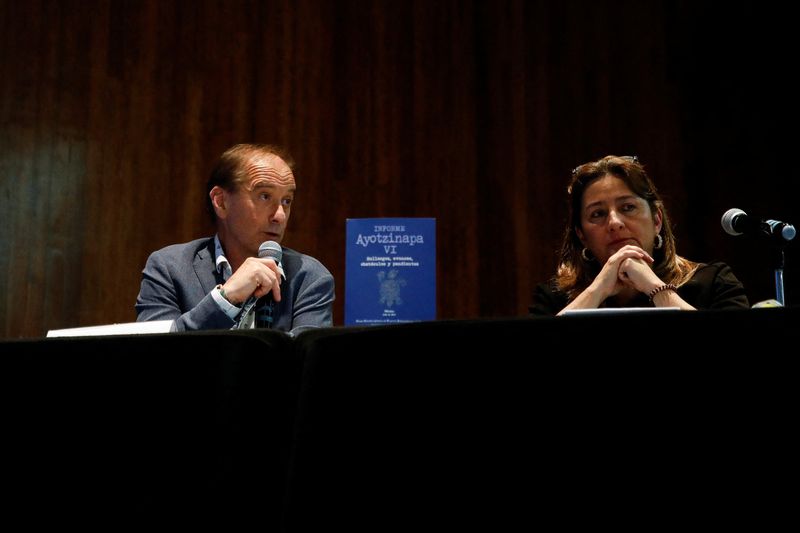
[581,248,593,261]
[654,234,663,250]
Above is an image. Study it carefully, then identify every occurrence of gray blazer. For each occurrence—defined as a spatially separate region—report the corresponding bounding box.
[136,237,334,334]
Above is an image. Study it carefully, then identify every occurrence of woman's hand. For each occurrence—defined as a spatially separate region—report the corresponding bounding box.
[589,245,654,300]
[558,245,655,314]
[618,255,661,293]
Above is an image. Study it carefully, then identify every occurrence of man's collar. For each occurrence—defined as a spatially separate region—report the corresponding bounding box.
[214,235,232,280]
[214,235,285,281]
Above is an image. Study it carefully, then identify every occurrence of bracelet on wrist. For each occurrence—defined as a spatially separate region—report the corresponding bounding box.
[648,283,677,301]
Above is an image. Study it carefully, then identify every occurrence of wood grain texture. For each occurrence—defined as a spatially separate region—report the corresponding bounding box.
[1,0,796,338]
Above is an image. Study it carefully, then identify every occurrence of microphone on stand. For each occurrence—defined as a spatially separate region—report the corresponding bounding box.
[721,208,796,242]
[722,208,794,307]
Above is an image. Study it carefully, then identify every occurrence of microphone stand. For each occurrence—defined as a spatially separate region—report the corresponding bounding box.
[759,221,792,306]
[725,211,794,306]
[773,245,787,306]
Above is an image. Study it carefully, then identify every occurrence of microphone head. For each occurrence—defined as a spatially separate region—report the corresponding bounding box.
[721,208,746,236]
[258,240,283,262]
[781,224,796,241]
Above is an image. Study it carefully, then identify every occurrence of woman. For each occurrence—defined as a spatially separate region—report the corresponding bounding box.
[529,155,749,315]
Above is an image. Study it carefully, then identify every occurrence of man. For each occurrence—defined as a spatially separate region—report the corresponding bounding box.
[136,144,335,334]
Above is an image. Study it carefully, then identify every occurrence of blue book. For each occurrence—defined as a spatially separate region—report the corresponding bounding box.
[345,218,436,325]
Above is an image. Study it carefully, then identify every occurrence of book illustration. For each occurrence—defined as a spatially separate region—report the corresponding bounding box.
[378,269,406,307]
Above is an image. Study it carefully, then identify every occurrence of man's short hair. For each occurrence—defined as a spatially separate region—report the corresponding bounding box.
[205,144,296,222]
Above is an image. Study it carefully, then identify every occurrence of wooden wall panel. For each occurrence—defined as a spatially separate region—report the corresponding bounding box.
[1,0,796,338]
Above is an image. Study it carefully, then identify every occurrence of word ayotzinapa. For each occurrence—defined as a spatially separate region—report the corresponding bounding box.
[355,233,425,247]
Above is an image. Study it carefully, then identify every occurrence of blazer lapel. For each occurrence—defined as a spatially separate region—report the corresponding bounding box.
[194,238,223,293]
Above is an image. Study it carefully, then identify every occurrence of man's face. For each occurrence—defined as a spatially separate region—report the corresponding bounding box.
[220,154,296,255]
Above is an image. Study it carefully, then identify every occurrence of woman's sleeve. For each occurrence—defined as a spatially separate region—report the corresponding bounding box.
[709,262,750,309]
[528,281,567,316]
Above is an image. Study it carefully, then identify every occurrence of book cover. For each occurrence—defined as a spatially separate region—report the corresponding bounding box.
[345,218,436,325]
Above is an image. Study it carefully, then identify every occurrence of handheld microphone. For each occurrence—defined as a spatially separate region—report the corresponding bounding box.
[259,240,283,264]
[236,241,284,329]
[721,208,796,242]
[256,241,283,328]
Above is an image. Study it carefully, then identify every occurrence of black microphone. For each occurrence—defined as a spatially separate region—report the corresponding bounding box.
[255,241,283,328]
[721,208,796,242]
[236,241,283,329]
[258,240,283,265]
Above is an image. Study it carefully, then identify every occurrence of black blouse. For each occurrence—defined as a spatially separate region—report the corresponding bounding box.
[529,261,750,316]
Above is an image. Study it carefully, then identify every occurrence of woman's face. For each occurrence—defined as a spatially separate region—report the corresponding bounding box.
[575,174,662,264]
